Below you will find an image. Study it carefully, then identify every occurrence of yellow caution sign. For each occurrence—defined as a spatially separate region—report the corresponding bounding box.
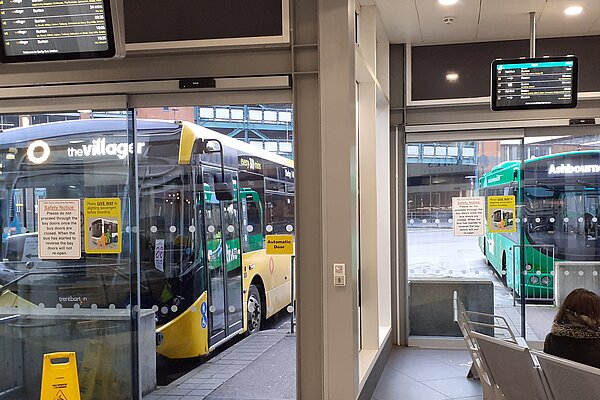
[40,352,81,400]
[266,235,294,255]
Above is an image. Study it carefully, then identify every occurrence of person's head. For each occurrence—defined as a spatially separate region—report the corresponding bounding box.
[555,288,600,326]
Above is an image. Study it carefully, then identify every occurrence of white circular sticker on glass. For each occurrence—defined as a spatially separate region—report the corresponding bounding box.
[435,219,440,224]
[422,219,427,224]
[266,225,273,233]
[189,226,196,233]
[169,226,177,233]
[161,306,169,315]
[550,218,555,223]
[126,226,132,233]
[247,225,254,233]
[578,217,584,223]
[227,225,235,233]
[286,225,294,232]
[594,218,599,223]
[448,219,453,224]
[409,219,415,224]
[228,306,236,313]
[209,305,216,313]
[171,305,178,313]
[152,305,159,312]
[535,218,541,223]
[564,218,570,223]
[208,225,215,233]
[109,304,116,310]
[150,226,157,233]
[516,218,521,223]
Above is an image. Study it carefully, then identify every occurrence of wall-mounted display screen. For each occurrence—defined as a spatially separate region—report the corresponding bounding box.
[491,56,578,111]
[0,0,123,63]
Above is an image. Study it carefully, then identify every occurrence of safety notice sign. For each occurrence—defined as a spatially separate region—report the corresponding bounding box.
[452,196,485,236]
[38,199,81,260]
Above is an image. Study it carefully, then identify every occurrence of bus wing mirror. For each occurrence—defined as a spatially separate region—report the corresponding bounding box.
[215,173,235,202]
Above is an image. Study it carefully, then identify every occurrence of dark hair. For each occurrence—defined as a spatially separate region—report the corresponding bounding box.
[555,288,600,325]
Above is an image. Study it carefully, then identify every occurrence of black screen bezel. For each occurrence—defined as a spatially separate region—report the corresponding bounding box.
[0,0,117,63]
[491,56,579,111]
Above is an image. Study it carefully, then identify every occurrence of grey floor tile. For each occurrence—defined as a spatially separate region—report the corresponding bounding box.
[423,377,482,399]
[389,360,467,381]
[373,381,450,400]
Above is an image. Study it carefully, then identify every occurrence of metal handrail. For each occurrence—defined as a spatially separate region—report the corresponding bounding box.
[0,314,20,324]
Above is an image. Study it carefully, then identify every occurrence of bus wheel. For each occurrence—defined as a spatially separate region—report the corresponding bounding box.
[247,284,262,334]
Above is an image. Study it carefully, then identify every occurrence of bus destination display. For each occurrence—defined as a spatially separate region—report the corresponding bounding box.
[0,0,117,62]
[491,57,578,111]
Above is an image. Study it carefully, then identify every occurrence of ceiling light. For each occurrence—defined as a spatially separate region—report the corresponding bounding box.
[446,72,459,83]
[439,0,458,5]
[564,6,583,15]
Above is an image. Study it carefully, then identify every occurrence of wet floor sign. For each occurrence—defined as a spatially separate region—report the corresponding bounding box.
[40,352,81,400]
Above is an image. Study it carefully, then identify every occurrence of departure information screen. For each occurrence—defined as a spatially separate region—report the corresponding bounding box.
[0,0,117,63]
[491,56,578,111]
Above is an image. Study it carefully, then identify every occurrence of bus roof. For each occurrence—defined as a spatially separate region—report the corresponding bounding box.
[0,118,179,145]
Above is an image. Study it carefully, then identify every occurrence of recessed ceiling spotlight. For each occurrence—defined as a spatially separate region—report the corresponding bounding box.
[564,6,583,15]
[446,72,459,83]
[439,0,458,5]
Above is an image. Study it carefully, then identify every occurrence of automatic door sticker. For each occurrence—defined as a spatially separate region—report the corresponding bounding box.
[201,315,208,329]
[84,198,122,254]
[200,301,207,315]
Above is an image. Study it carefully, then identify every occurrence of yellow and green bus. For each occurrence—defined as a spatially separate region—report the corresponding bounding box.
[479,151,600,300]
[0,118,294,359]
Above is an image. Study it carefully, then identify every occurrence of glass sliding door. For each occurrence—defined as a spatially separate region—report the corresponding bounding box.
[406,137,528,341]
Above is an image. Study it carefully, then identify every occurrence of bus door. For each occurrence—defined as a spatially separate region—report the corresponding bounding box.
[202,167,243,347]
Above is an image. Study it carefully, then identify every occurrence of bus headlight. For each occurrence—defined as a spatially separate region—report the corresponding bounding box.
[525,264,533,271]
[541,276,551,286]
[530,275,540,285]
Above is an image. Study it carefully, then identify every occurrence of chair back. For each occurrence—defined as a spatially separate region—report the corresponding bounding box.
[471,332,548,400]
[533,350,600,400]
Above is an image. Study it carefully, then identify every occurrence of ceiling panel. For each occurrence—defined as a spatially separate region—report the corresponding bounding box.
[479,0,546,24]
[537,0,600,37]
[420,23,478,44]
[375,0,423,43]
[373,0,600,44]
[415,0,480,24]
[476,22,531,42]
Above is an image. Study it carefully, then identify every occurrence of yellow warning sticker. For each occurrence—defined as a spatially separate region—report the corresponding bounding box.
[488,195,517,233]
[84,198,122,254]
[266,235,294,255]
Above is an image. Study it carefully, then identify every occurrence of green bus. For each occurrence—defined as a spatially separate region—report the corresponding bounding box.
[479,151,600,299]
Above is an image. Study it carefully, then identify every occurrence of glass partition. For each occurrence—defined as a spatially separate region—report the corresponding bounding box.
[0,111,142,399]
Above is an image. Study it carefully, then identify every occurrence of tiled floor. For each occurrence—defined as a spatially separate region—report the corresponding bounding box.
[372,347,482,400]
